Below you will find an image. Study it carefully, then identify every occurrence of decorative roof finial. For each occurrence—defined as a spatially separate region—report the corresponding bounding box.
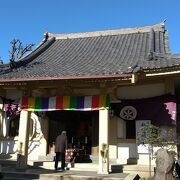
[160,19,167,27]
[43,32,49,42]
[0,58,3,65]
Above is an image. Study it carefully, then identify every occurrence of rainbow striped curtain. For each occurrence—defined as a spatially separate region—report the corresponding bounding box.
[21,95,110,111]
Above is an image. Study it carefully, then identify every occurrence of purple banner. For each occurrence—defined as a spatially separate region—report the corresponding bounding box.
[111,94,176,125]
[3,103,19,118]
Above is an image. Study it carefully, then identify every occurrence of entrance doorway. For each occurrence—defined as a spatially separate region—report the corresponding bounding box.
[47,110,99,155]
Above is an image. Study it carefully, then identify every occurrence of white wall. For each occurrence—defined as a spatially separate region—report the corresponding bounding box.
[0,140,42,160]
[0,108,45,160]
[117,143,138,164]
[116,83,165,99]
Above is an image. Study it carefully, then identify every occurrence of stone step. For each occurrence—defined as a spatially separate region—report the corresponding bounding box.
[39,170,139,180]
[1,169,140,180]
[32,161,98,171]
[32,160,149,175]
[2,177,38,180]
[127,158,138,165]
[1,171,39,180]
[38,155,96,164]
[123,164,155,178]
[0,160,17,166]
[70,163,98,171]
[32,157,154,177]
[38,155,54,161]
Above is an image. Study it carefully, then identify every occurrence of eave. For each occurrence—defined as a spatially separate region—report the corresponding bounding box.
[144,66,180,77]
[0,73,132,84]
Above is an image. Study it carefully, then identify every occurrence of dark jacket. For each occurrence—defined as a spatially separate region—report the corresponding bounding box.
[55,134,67,153]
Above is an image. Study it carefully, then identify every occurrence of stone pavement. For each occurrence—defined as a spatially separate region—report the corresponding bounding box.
[0,164,140,180]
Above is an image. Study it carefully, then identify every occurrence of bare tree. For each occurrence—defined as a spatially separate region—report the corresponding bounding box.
[9,39,34,69]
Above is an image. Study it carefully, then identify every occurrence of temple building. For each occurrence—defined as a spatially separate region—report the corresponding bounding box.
[0,23,180,173]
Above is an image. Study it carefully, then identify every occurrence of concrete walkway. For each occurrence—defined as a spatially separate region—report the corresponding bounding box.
[0,163,140,180]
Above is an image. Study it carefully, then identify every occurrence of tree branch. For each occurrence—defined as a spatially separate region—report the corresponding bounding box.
[9,39,34,70]
[9,39,34,62]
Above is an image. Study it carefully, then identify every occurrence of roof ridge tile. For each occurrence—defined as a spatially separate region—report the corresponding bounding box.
[48,24,165,40]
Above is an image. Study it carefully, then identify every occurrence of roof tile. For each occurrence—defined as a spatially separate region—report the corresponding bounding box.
[0,24,180,80]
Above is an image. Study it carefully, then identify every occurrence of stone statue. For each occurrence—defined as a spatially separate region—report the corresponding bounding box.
[153,149,174,180]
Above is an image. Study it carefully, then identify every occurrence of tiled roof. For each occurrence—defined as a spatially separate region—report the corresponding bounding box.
[0,23,180,81]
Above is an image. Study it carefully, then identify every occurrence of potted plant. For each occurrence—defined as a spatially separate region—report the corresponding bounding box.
[100,143,108,163]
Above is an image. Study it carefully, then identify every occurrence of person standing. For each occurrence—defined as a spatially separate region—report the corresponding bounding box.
[54,131,67,170]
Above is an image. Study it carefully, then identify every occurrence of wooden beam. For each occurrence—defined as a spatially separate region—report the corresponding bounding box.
[131,73,138,83]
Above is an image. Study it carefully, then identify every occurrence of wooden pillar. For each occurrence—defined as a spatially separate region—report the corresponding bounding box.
[0,111,3,136]
[165,78,174,94]
[17,110,30,169]
[98,109,109,174]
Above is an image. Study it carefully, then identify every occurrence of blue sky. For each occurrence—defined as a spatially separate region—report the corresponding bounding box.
[0,0,180,64]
